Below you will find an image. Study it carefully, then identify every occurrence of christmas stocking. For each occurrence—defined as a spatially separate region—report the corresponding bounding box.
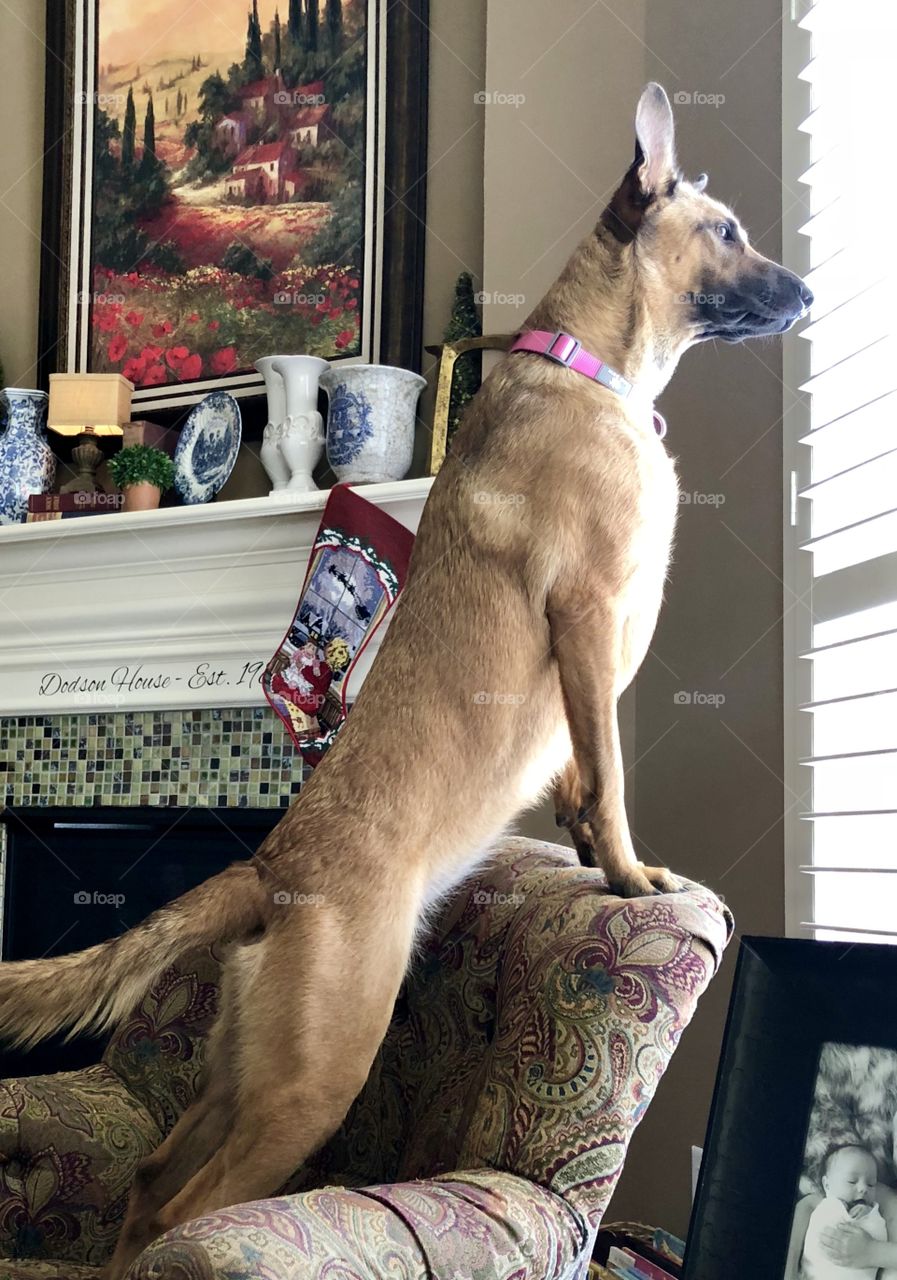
[263,483,415,767]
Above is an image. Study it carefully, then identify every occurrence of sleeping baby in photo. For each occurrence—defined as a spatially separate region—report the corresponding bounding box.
[798,1145,888,1279]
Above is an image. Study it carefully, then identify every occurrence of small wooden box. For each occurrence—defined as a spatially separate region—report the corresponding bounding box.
[122,420,178,456]
[48,373,134,431]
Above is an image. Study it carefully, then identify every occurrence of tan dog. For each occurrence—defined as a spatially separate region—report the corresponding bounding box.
[0,85,810,1277]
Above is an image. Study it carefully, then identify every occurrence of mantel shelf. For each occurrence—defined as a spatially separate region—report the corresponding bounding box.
[0,478,434,717]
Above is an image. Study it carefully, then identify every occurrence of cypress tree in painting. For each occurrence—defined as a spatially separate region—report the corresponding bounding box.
[246,2,263,78]
[327,0,342,52]
[139,93,156,175]
[121,87,136,170]
[274,9,282,69]
[307,0,319,51]
[288,0,302,43]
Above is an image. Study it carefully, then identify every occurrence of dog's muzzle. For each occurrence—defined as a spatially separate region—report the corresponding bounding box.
[697,268,814,343]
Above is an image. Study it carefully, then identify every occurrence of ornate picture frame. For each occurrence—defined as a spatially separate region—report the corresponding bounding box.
[38,0,428,415]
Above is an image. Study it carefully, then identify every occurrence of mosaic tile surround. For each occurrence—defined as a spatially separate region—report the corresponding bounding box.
[0,707,307,809]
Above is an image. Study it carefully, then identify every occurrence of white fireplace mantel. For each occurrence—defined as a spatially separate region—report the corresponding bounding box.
[0,479,433,716]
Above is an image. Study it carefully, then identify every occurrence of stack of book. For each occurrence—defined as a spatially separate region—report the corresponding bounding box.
[26,493,124,522]
[595,1225,683,1280]
[602,1246,678,1279]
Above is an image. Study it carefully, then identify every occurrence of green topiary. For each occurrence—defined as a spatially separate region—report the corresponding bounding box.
[444,272,482,441]
[108,444,175,491]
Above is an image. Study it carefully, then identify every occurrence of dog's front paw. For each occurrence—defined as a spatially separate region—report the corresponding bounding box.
[608,863,682,898]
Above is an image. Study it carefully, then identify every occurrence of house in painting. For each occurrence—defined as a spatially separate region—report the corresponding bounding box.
[220,75,332,204]
[236,75,276,121]
[215,111,249,156]
[290,104,331,148]
[282,168,310,199]
[227,139,293,202]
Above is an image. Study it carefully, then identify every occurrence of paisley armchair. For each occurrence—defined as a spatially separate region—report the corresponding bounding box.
[0,836,732,1280]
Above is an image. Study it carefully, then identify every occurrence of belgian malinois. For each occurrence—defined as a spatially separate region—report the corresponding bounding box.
[0,85,811,1276]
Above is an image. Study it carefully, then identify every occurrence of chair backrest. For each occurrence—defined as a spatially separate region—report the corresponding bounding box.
[285,838,733,1225]
[104,836,732,1227]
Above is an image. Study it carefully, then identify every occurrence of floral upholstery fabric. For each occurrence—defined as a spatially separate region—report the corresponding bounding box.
[130,1171,589,1280]
[0,837,733,1280]
[0,1065,160,1269]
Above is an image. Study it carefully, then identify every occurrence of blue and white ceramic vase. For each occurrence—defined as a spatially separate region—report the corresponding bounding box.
[0,388,55,525]
[321,364,426,484]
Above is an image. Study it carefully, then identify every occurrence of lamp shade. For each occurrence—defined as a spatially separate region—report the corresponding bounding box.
[48,373,133,435]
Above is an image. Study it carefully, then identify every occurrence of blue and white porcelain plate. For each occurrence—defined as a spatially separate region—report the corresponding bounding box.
[174,392,242,504]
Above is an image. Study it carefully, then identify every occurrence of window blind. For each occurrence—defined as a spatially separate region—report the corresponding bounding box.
[785,0,897,943]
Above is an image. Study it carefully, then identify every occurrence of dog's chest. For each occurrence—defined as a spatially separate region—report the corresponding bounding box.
[592,435,679,574]
[629,447,679,561]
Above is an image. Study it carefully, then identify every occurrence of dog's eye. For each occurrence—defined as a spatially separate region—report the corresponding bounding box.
[716,222,734,242]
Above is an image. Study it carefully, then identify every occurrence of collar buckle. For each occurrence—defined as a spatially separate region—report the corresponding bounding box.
[544,332,582,368]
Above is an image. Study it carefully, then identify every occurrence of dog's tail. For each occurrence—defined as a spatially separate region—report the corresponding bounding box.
[0,861,265,1049]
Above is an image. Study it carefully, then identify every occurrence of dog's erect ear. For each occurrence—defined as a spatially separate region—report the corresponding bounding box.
[634,83,678,193]
[601,83,680,244]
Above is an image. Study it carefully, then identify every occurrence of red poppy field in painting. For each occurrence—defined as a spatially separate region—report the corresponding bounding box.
[89,0,367,391]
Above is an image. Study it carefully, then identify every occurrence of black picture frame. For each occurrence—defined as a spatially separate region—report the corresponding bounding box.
[37,0,429,430]
[684,936,897,1279]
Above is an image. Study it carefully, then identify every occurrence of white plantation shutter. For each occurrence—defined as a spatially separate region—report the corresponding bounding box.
[783,0,897,943]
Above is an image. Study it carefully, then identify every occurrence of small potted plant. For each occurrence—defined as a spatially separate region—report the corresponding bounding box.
[108,444,175,512]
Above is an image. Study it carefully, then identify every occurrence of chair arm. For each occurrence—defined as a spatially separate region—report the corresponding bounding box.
[0,1064,161,1267]
[128,1169,590,1280]
[458,856,733,1228]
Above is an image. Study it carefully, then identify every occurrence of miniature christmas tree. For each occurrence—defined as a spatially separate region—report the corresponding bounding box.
[444,272,482,442]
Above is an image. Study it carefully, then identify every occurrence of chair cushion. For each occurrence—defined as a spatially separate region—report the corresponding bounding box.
[128,1170,590,1280]
[0,1064,160,1268]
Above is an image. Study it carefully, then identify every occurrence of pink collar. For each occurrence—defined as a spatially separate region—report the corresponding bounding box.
[509,329,667,438]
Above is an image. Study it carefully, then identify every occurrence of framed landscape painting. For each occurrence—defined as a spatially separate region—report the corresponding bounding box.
[39,0,428,412]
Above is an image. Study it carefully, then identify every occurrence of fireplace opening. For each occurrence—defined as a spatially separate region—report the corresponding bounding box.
[0,806,282,1078]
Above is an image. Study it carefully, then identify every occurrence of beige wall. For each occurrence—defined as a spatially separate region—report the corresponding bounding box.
[0,0,46,388]
[484,0,787,1237]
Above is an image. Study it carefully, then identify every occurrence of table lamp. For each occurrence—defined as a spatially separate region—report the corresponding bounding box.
[48,373,134,493]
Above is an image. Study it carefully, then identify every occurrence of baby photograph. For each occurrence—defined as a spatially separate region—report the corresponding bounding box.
[785,1044,897,1280]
